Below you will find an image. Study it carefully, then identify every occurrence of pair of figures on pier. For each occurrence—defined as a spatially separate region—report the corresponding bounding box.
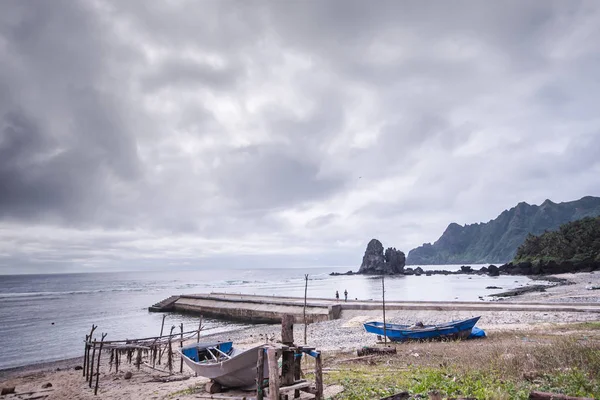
[335,290,348,302]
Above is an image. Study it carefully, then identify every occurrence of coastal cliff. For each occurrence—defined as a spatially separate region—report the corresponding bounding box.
[407,196,600,265]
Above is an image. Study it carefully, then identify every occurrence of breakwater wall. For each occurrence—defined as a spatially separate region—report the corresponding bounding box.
[149,293,600,324]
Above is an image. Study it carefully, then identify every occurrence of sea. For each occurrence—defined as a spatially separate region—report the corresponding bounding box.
[0,265,531,370]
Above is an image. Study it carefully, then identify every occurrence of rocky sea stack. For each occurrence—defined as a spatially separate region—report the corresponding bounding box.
[358,239,406,275]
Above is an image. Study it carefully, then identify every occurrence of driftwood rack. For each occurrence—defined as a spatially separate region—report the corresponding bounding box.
[82,317,204,395]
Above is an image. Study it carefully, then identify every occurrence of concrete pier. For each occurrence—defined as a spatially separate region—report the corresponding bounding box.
[149,293,600,323]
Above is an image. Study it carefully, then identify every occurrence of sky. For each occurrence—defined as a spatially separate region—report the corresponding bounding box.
[1,1,600,274]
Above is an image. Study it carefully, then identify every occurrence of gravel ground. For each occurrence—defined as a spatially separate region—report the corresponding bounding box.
[200,307,600,353]
[508,272,600,303]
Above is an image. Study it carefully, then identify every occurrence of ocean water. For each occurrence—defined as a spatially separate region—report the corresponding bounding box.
[0,265,531,370]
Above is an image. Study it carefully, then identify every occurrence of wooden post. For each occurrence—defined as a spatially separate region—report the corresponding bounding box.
[179,323,184,373]
[267,348,280,400]
[83,334,89,377]
[256,347,265,400]
[293,350,301,398]
[314,351,323,400]
[382,275,387,345]
[94,333,107,395]
[303,274,308,345]
[88,340,96,388]
[158,315,166,363]
[281,315,294,386]
[85,325,97,379]
[197,316,203,343]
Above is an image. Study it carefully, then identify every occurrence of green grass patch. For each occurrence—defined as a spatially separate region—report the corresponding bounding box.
[326,335,600,400]
[327,365,600,400]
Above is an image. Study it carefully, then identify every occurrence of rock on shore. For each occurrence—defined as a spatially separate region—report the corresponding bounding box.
[358,239,405,274]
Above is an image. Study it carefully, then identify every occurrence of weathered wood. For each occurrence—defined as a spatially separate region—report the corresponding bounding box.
[382,275,387,345]
[281,315,295,387]
[143,375,190,383]
[83,334,89,377]
[94,333,107,395]
[357,346,396,357]
[256,347,265,400]
[293,351,301,398]
[197,315,203,343]
[281,315,294,345]
[280,380,310,392]
[529,391,595,400]
[205,381,222,394]
[267,348,280,400]
[303,274,308,345]
[179,323,184,373]
[85,324,97,378]
[88,340,97,387]
[314,351,323,400]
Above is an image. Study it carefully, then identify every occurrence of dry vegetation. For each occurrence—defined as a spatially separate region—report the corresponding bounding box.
[320,324,600,400]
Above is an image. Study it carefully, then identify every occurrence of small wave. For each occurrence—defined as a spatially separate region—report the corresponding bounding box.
[0,287,147,299]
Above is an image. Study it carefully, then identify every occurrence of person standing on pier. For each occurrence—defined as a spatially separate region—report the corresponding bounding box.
[344,289,348,302]
[335,290,339,301]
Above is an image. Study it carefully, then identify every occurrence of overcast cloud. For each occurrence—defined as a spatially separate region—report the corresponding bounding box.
[1,0,600,274]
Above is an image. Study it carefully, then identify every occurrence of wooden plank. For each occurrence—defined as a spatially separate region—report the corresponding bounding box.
[279,381,310,393]
[256,347,265,400]
[267,348,280,400]
[314,352,323,400]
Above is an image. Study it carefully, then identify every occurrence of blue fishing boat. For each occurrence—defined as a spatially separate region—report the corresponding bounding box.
[363,316,481,342]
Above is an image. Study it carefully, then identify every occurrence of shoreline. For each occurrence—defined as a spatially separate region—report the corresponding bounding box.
[1,272,598,399]
[2,273,598,375]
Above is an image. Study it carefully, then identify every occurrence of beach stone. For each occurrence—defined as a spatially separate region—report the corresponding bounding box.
[1,387,15,395]
[487,265,500,276]
[42,383,52,388]
[74,365,83,370]
[124,371,133,380]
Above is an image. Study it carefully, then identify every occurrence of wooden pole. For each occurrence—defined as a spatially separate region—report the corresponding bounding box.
[197,316,203,343]
[281,315,294,386]
[267,348,280,400]
[88,340,96,388]
[158,314,166,362]
[314,351,323,400]
[83,334,89,377]
[85,325,97,379]
[294,350,301,398]
[303,274,308,345]
[179,323,184,373]
[382,275,387,345]
[94,333,107,395]
[256,347,265,400]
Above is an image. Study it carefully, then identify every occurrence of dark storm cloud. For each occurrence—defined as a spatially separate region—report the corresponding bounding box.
[0,0,143,226]
[1,0,599,273]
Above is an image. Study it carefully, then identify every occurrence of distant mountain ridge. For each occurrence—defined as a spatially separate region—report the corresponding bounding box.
[406,196,600,265]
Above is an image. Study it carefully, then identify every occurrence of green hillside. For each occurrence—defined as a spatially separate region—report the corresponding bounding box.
[406,196,600,265]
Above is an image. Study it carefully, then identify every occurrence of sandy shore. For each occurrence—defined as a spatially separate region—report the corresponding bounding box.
[1,272,598,399]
